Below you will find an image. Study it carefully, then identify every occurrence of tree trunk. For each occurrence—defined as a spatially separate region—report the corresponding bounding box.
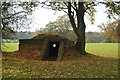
[75,20,87,54]
[75,2,88,55]
[67,2,88,55]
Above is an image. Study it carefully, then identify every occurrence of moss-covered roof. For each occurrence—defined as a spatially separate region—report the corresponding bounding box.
[32,33,68,40]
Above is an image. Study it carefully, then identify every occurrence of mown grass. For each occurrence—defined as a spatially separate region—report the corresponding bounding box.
[86,43,118,58]
[2,43,119,78]
[2,56,118,78]
[1,43,19,52]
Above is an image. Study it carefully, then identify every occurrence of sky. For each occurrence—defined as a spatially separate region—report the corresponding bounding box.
[27,3,116,32]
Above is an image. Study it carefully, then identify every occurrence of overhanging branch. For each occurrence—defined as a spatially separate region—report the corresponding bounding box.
[85,2,99,12]
[2,11,27,20]
[68,2,77,34]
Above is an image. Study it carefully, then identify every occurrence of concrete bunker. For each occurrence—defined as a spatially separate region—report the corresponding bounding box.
[19,33,74,61]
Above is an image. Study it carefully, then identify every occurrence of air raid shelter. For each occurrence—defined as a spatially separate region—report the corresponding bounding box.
[19,33,74,61]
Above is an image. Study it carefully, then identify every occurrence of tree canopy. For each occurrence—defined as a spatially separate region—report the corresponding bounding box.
[44,15,72,35]
[1,2,38,38]
[98,21,119,42]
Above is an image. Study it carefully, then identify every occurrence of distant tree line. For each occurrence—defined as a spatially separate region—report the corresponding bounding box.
[3,30,118,43]
[86,32,104,43]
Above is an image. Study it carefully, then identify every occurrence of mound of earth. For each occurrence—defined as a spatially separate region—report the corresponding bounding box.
[32,33,68,40]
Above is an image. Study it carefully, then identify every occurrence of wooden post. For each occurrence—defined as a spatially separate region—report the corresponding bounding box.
[57,41,64,61]
[41,39,48,60]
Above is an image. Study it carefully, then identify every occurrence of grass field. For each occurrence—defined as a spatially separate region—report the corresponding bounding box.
[1,43,19,52]
[86,43,118,58]
[2,43,119,78]
[2,56,118,78]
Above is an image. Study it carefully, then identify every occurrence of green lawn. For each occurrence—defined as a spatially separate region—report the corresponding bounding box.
[86,43,118,58]
[1,43,19,52]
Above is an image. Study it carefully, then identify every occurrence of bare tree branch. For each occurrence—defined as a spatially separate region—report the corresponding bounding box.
[85,2,98,12]
[68,2,77,34]
[63,2,68,7]
[71,3,77,11]
[58,9,68,14]
[2,11,27,20]
[74,2,77,10]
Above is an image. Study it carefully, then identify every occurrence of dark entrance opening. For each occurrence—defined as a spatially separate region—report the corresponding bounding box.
[48,41,60,61]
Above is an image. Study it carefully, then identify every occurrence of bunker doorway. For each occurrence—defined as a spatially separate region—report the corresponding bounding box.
[48,41,60,60]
